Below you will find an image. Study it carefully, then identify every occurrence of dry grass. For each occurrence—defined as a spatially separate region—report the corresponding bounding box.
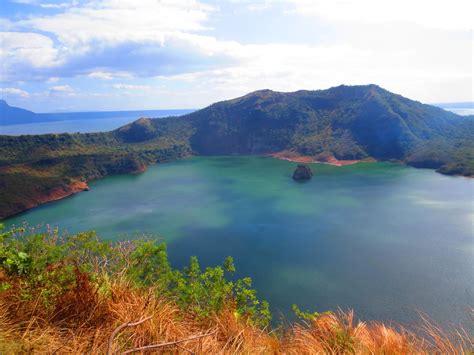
[0,275,471,354]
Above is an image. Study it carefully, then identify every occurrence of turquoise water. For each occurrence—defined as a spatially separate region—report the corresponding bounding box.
[5,156,474,328]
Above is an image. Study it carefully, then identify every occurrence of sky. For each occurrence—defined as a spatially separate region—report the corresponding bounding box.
[0,0,472,112]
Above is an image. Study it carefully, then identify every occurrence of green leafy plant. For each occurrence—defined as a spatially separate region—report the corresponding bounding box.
[0,225,271,327]
[292,304,333,322]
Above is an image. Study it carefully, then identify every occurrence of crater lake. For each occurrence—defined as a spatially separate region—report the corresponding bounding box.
[4,156,473,329]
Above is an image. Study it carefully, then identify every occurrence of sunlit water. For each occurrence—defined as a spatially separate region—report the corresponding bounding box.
[4,156,473,329]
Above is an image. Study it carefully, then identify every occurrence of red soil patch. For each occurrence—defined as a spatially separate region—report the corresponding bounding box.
[132,165,148,173]
[27,180,89,210]
[270,151,366,166]
[323,156,364,166]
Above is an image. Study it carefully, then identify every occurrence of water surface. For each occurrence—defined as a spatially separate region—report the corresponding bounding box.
[0,109,194,135]
[5,157,473,328]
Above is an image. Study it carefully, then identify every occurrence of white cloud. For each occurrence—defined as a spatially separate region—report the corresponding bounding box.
[0,32,61,75]
[112,84,152,90]
[1,0,472,105]
[50,85,72,92]
[40,3,72,9]
[47,77,60,83]
[12,0,77,8]
[245,2,273,12]
[0,87,30,98]
[157,36,472,103]
[11,0,37,4]
[49,85,75,96]
[21,0,215,49]
[87,71,133,80]
[1,0,219,81]
[288,0,473,31]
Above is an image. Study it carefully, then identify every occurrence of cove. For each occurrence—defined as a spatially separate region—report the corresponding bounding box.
[4,156,473,328]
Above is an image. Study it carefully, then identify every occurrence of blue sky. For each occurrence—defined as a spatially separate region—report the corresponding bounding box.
[0,0,472,112]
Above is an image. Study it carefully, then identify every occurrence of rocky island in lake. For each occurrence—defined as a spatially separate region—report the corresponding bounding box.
[292,164,313,180]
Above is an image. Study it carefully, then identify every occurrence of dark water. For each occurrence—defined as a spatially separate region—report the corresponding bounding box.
[4,157,474,329]
[0,109,194,135]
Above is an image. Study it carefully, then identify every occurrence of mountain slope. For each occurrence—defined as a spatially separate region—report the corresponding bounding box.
[1,85,473,218]
[181,85,472,163]
[0,100,39,125]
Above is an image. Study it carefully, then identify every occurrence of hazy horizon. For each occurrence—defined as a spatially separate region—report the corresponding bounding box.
[2,90,473,115]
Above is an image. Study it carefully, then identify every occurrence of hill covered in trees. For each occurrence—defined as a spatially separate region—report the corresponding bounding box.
[1,85,473,218]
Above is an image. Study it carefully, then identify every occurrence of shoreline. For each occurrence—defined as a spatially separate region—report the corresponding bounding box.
[2,154,470,221]
[1,168,147,220]
[269,151,368,166]
[5,180,90,220]
[1,161,152,220]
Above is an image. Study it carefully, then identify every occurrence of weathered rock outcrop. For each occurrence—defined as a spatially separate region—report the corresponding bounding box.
[292,164,313,181]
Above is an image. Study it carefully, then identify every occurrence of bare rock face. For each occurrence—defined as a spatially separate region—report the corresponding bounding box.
[292,164,313,181]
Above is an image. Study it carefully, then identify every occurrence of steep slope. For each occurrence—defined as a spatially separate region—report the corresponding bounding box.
[0,117,193,218]
[0,100,39,125]
[0,85,473,218]
[183,85,472,163]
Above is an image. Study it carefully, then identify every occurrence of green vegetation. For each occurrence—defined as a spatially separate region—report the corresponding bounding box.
[187,85,473,170]
[1,84,473,218]
[0,224,471,353]
[0,117,193,218]
[0,224,270,327]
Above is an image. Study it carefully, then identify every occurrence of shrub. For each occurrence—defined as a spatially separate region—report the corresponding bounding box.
[0,224,270,327]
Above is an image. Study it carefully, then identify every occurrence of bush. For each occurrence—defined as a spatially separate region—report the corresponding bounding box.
[0,224,270,327]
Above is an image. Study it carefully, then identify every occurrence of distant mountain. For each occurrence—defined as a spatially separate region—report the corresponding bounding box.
[0,100,39,124]
[1,84,473,218]
[0,100,195,126]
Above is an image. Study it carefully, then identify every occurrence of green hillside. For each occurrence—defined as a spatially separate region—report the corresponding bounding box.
[185,85,473,163]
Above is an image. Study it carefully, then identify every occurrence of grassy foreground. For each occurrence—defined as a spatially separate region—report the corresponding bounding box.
[0,225,471,354]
